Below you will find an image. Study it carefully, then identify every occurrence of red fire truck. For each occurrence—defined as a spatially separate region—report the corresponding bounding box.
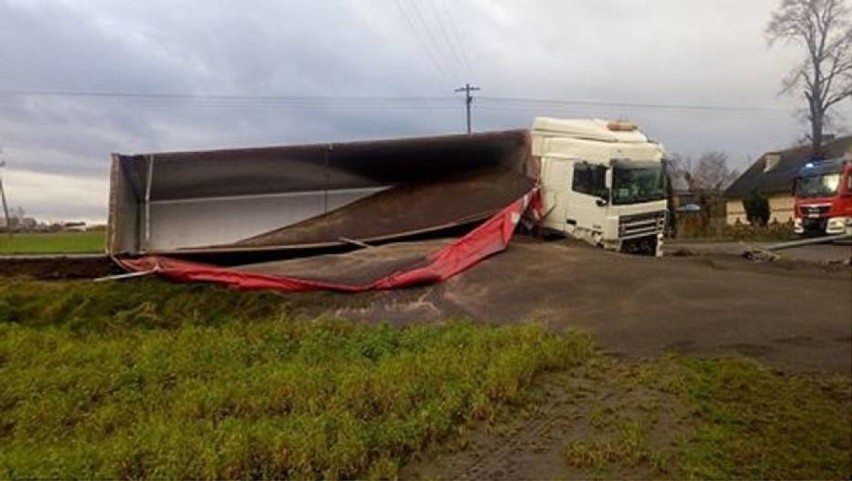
[793,155,852,235]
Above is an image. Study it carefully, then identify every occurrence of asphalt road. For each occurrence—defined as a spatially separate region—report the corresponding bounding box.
[666,239,851,263]
[334,238,852,375]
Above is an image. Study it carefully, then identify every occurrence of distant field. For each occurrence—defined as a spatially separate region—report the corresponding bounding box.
[0,231,104,254]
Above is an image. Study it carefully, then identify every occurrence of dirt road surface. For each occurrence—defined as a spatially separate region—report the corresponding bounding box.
[0,255,117,279]
[667,239,851,263]
[375,239,851,478]
[333,238,851,375]
[1,238,848,373]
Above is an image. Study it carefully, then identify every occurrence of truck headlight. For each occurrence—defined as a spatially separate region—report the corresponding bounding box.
[826,217,848,233]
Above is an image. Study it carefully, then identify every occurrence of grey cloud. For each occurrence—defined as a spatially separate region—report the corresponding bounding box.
[1,0,850,221]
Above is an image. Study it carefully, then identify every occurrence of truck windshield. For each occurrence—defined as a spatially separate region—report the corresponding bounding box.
[797,174,840,198]
[611,162,666,205]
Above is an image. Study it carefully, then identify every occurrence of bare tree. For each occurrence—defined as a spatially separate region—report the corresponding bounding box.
[670,152,739,192]
[694,152,740,190]
[767,0,852,157]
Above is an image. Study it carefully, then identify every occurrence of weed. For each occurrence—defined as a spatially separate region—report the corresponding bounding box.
[0,281,594,479]
[1,279,847,479]
[565,354,851,479]
[671,356,851,479]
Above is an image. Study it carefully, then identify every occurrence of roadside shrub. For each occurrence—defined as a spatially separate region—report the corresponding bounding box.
[742,190,770,227]
[723,219,796,241]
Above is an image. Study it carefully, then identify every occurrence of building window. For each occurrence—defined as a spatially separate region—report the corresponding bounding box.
[572,163,608,198]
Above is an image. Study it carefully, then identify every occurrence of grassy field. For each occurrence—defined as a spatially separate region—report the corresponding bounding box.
[560,355,850,479]
[0,231,104,254]
[0,279,593,479]
[0,278,849,479]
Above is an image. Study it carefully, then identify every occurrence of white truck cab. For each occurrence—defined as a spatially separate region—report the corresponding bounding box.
[531,118,668,256]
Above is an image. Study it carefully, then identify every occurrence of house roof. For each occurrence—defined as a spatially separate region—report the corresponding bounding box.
[724,135,852,199]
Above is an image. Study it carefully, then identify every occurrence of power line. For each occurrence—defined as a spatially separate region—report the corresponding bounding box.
[0,88,797,114]
[0,89,454,103]
[478,96,791,113]
[406,0,462,84]
[436,0,474,79]
[395,0,456,84]
[455,83,480,133]
[0,89,463,110]
[422,0,470,81]
[0,150,10,240]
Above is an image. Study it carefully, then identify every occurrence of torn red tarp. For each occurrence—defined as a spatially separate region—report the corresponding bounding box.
[118,188,540,292]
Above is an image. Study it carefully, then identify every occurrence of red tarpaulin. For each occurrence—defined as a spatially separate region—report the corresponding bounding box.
[118,189,541,292]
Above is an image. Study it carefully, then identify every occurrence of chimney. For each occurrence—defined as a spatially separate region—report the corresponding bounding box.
[763,153,781,173]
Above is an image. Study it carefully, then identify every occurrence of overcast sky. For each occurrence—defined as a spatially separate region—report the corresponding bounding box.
[1,0,850,222]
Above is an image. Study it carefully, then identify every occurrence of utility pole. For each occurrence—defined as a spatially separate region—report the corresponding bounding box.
[454,83,480,134]
[0,157,10,240]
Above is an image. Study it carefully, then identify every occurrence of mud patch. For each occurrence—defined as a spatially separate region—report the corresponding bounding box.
[0,256,118,279]
[331,286,452,323]
[774,335,824,347]
[4,238,848,375]
[663,340,697,353]
[401,360,689,480]
[312,238,850,374]
[718,343,773,358]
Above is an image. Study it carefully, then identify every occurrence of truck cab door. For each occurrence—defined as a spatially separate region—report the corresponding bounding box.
[542,158,570,233]
[542,158,609,238]
[564,160,609,242]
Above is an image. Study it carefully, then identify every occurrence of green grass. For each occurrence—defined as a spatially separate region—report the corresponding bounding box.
[0,278,299,333]
[666,356,850,479]
[0,279,848,479]
[0,231,104,254]
[0,279,593,479]
[564,355,851,479]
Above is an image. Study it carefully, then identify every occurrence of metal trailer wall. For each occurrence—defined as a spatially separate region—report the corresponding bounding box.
[147,189,385,251]
[107,130,532,256]
[107,153,143,254]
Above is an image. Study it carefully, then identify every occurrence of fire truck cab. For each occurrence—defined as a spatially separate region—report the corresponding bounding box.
[793,154,852,235]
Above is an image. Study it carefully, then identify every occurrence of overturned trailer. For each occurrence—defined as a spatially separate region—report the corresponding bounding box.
[108,130,540,291]
[109,130,534,256]
[109,118,668,291]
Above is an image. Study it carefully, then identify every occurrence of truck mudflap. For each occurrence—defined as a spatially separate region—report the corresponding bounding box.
[117,189,540,292]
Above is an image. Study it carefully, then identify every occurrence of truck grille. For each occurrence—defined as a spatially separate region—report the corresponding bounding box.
[799,205,830,217]
[619,211,666,239]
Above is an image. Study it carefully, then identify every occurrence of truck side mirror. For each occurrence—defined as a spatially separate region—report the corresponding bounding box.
[595,197,608,207]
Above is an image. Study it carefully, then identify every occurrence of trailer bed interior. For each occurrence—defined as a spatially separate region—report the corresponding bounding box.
[108,130,534,258]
